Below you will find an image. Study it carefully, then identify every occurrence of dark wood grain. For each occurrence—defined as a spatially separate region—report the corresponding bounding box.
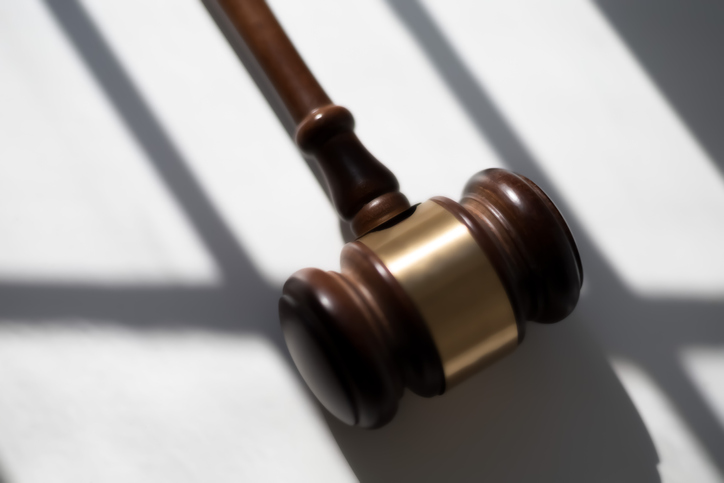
[217,0,329,123]
[218,1,582,428]
[460,169,582,324]
[279,169,582,427]
[279,234,445,428]
[219,0,409,236]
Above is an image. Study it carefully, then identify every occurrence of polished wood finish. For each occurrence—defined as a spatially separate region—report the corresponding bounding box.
[280,238,444,428]
[217,0,328,124]
[280,170,582,428]
[460,169,583,324]
[217,1,583,428]
[295,105,410,236]
[219,0,409,236]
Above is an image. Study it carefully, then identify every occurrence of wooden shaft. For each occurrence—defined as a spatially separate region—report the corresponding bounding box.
[218,0,329,123]
[218,0,410,237]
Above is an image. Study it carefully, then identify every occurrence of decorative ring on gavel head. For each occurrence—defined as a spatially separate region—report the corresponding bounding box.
[279,168,583,428]
[214,0,583,430]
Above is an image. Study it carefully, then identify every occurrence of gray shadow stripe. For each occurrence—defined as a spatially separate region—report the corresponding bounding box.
[43,0,259,286]
[385,0,724,478]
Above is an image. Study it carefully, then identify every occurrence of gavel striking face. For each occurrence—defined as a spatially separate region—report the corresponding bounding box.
[219,0,582,428]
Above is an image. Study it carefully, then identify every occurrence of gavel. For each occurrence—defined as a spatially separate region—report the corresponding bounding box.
[218,0,582,428]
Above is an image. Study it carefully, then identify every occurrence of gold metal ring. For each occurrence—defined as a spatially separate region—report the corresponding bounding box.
[360,200,518,387]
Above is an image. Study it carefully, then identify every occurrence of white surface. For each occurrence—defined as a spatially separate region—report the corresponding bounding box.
[424,0,724,297]
[0,0,217,285]
[613,358,722,483]
[0,324,355,483]
[683,348,724,433]
[0,0,722,481]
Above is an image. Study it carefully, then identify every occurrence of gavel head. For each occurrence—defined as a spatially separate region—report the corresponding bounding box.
[279,168,583,428]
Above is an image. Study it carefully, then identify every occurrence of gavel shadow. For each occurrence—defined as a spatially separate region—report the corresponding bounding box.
[327,320,660,482]
[4,1,718,482]
[324,2,722,482]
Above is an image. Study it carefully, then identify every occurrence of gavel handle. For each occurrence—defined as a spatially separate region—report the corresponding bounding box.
[219,0,410,236]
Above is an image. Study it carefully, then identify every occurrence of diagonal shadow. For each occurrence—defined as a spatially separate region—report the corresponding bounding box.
[200,0,356,242]
[592,0,724,179]
[380,0,724,478]
[0,0,287,348]
[3,0,721,482]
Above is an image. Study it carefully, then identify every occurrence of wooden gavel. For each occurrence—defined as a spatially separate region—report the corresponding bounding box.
[218,0,582,428]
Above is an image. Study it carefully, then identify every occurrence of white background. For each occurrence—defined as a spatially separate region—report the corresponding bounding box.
[0,0,723,481]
